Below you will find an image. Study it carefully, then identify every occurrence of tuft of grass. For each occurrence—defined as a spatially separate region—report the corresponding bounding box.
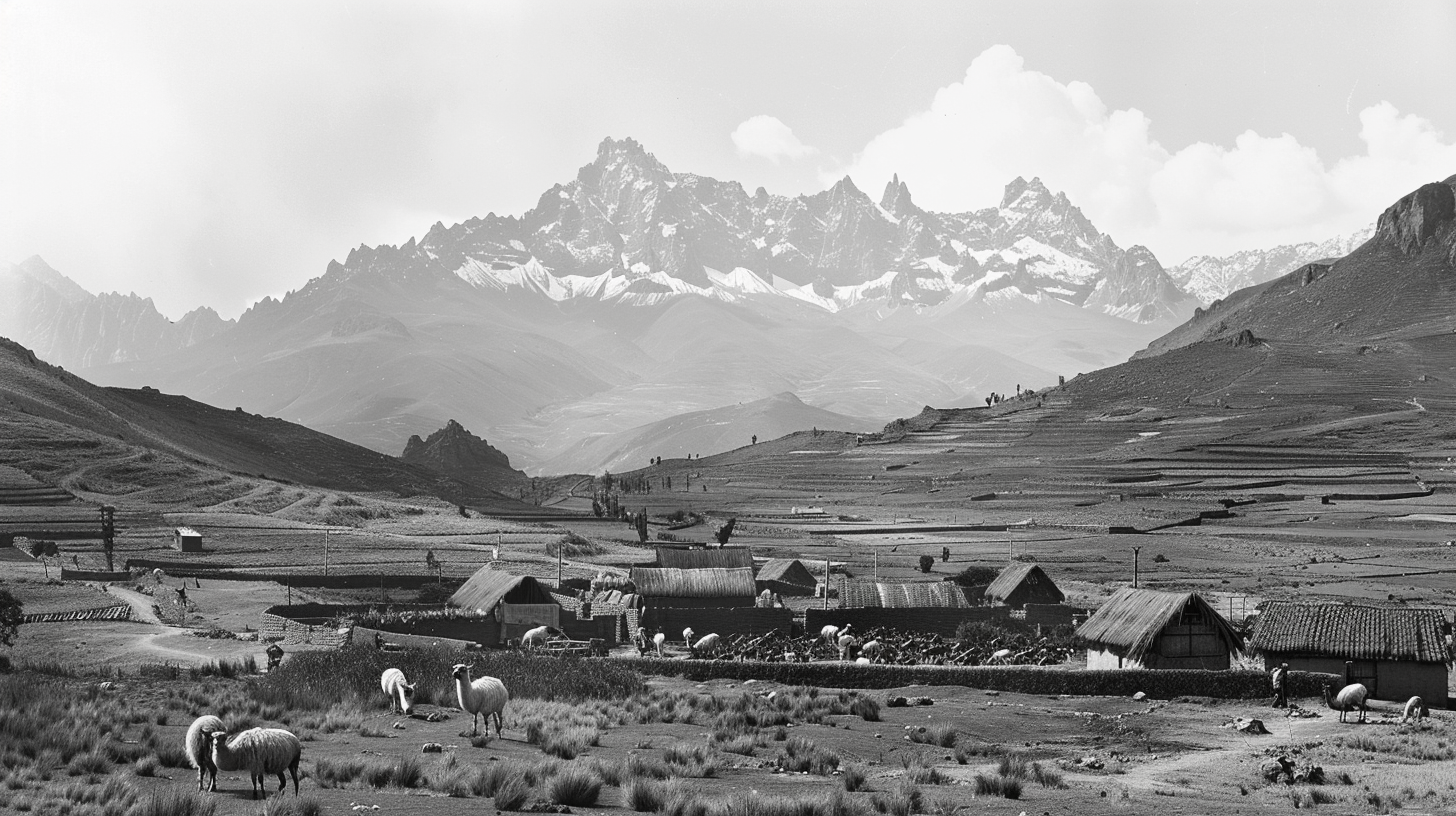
[996,753,1029,781]
[624,777,670,812]
[1031,761,1066,789]
[591,757,624,786]
[493,776,531,811]
[777,735,839,775]
[132,755,161,778]
[851,697,881,722]
[263,797,324,816]
[871,779,921,816]
[663,742,718,778]
[549,768,602,807]
[626,753,673,780]
[974,774,1022,799]
[841,764,868,792]
[124,787,216,816]
[906,725,957,749]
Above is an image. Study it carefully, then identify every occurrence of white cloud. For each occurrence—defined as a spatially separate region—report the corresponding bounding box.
[835,45,1456,262]
[731,115,817,163]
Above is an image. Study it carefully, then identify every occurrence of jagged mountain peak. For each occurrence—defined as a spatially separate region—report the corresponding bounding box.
[1000,176,1059,209]
[880,174,919,218]
[402,418,519,483]
[1375,177,1456,257]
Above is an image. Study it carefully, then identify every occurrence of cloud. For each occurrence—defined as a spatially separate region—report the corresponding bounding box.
[835,45,1456,262]
[731,115,818,162]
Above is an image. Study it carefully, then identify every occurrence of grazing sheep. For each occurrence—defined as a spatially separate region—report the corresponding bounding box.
[208,728,301,800]
[860,640,883,662]
[1402,695,1427,723]
[988,648,1013,665]
[683,627,695,648]
[690,633,721,658]
[380,668,416,716]
[837,633,858,661]
[185,715,224,792]
[452,663,509,738]
[821,623,849,645]
[521,625,552,650]
[652,631,666,656]
[1322,683,1370,723]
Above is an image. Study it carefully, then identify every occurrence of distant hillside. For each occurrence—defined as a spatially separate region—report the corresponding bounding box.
[542,391,876,475]
[0,335,531,511]
[1168,227,1374,305]
[402,419,528,493]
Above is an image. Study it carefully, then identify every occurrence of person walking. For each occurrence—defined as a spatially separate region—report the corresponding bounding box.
[1271,662,1289,708]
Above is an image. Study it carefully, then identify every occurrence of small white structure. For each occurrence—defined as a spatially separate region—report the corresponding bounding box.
[173,527,203,552]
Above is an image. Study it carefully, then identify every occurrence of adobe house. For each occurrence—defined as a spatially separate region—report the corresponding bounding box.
[755,558,817,596]
[1248,601,1451,706]
[628,567,756,609]
[985,563,1065,608]
[1077,588,1242,670]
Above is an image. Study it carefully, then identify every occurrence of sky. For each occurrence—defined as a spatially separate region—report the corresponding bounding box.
[2,1,1454,320]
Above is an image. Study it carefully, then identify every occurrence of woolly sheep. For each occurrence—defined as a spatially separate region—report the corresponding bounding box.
[653,631,666,656]
[837,633,858,661]
[523,625,561,650]
[820,623,849,645]
[1402,695,1428,723]
[860,640,883,661]
[452,663,509,738]
[185,714,223,792]
[683,627,695,647]
[1322,682,1370,723]
[691,633,721,658]
[208,728,301,800]
[380,668,416,716]
[988,648,1013,664]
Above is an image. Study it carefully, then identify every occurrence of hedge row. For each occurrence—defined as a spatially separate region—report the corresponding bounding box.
[614,658,1340,700]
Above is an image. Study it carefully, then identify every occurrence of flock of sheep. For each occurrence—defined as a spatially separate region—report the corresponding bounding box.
[184,665,508,799]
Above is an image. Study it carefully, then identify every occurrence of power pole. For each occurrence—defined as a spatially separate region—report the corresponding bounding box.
[824,556,830,610]
[874,550,879,582]
[1132,546,1142,588]
[100,505,115,573]
[557,540,563,589]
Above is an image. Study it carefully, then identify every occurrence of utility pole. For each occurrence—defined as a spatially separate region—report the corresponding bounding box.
[874,550,879,582]
[323,530,330,576]
[824,556,830,610]
[557,540,563,589]
[1132,546,1142,588]
[1007,525,1014,563]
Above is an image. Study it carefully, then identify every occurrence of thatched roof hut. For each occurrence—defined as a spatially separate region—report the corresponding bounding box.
[756,559,817,596]
[1077,588,1242,670]
[448,567,555,613]
[1248,601,1451,705]
[840,581,974,609]
[985,563,1064,608]
[629,567,756,608]
[655,547,754,570]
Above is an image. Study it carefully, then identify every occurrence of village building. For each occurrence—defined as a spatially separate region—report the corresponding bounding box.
[629,567,757,608]
[755,558,817,596]
[984,563,1065,608]
[655,546,754,570]
[448,567,560,644]
[172,527,203,552]
[1248,601,1451,706]
[840,580,975,608]
[1077,588,1242,670]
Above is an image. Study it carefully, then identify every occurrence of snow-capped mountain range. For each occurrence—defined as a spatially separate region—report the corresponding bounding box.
[1169,227,1376,305]
[326,137,1197,324]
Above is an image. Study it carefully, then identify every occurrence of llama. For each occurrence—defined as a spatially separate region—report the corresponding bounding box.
[207,728,302,800]
[860,640,883,662]
[380,668,416,716]
[683,627,695,648]
[185,715,223,792]
[521,625,552,649]
[1322,683,1370,723]
[653,631,667,656]
[1402,695,1428,724]
[452,663,509,738]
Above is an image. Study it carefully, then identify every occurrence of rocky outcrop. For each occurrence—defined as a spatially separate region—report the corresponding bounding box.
[402,419,522,485]
[1376,178,1456,257]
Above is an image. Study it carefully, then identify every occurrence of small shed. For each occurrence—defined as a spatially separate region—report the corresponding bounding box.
[756,559,817,596]
[1077,588,1242,670]
[1248,601,1451,706]
[985,563,1064,608]
[655,547,754,570]
[629,567,756,608]
[172,527,203,552]
[448,567,560,644]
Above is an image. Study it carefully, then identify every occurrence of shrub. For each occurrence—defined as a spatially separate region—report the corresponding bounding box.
[494,776,532,811]
[549,768,602,806]
[851,697,881,721]
[624,777,669,812]
[918,555,934,573]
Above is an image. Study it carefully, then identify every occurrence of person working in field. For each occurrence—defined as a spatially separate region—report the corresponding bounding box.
[1271,662,1289,708]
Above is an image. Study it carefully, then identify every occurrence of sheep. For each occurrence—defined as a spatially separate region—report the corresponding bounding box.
[207,728,301,800]
[185,714,223,792]
[521,625,553,650]
[452,663,509,738]
[820,623,849,645]
[690,633,721,658]
[653,631,666,656]
[683,627,695,648]
[380,668,416,716]
[860,640,883,662]
[1322,682,1370,723]
[1402,695,1428,724]
[837,633,858,661]
[855,656,871,665]
[988,648,1013,665]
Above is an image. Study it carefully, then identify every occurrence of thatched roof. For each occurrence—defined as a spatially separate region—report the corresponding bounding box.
[1076,588,1242,660]
[629,567,756,598]
[449,567,554,612]
[656,547,754,570]
[985,563,1064,604]
[1249,601,1451,663]
[840,581,974,609]
[756,559,816,587]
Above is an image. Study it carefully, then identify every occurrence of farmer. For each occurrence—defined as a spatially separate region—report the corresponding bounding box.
[1271,662,1289,708]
